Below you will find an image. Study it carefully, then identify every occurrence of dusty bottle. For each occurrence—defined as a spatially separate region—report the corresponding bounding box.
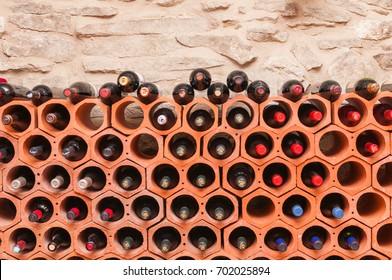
[99,135,123,161]
[229,227,255,250]
[117,71,143,93]
[188,163,215,188]
[63,81,97,104]
[247,80,270,103]
[26,84,54,106]
[172,195,198,220]
[347,78,380,100]
[172,83,195,105]
[154,227,181,253]
[28,198,53,223]
[47,228,71,252]
[137,82,159,104]
[226,106,252,129]
[208,134,235,159]
[99,82,122,106]
[12,230,36,254]
[227,163,254,190]
[188,108,214,131]
[189,68,212,91]
[280,79,304,102]
[151,106,177,131]
[226,70,249,93]
[263,102,289,128]
[61,136,88,161]
[207,82,230,104]
[311,80,342,102]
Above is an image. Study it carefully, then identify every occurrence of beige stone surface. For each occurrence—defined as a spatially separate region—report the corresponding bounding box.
[0,0,390,95]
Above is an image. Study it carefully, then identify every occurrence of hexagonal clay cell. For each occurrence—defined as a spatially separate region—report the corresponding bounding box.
[259,96,296,133]
[40,221,74,259]
[57,193,91,227]
[372,156,392,197]
[110,160,145,198]
[260,158,296,197]
[261,221,298,259]
[3,163,38,199]
[242,189,278,229]
[38,99,73,137]
[74,222,110,259]
[295,95,331,133]
[91,191,127,229]
[73,161,110,199]
[4,223,39,260]
[111,96,147,135]
[185,220,221,259]
[128,190,164,228]
[0,192,20,232]
[0,100,36,138]
[110,221,147,259]
[147,97,182,136]
[73,99,110,137]
[38,161,73,198]
[371,218,392,258]
[20,191,56,229]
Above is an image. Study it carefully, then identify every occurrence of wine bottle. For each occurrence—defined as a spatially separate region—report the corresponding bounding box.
[0,141,14,163]
[151,106,177,131]
[98,82,122,106]
[134,196,159,220]
[114,165,142,191]
[117,71,143,93]
[229,227,256,250]
[320,193,345,219]
[373,103,392,125]
[29,143,51,160]
[99,135,123,161]
[63,81,98,104]
[45,108,70,130]
[189,68,212,91]
[47,228,71,252]
[301,162,325,188]
[78,169,105,191]
[136,82,159,104]
[280,79,304,102]
[298,102,324,127]
[0,83,29,106]
[338,104,362,127]
[188,107,214,131]
[311,80,342,102]
[348,78,379,100]
[355,130,380,156]
[121,236,135,250]
[282,132,306,158]
[188,163,215,188]
[172,195,198,220]
[154,227,181,253]
[302,227,326,250]
[338,227,361,251]
[227,163,254,190]
[226,106,252,129]
[172,83,194,105]
[99,197,124,222]
[265,229,290,252]
[263,163,289,188]
[64,196,88,221]
[283,197,305,218]
[10,171,35,190]
[207,82,230,104]
[263,102,289,128]
[245,133,272,159]
[189,227,216,251]
[61,136,87,161]
[28,198,53,223]
[153,164,179,190]
[12,230,36,254]
[50,174,66,189]
[226,70,249,92]
[208,134,235,159]
[206,196,233,221]
[2,109,31,132]
[26,84,54,106]
[170,135,196,160]
[86,232,106,251]
[247,80,270,103]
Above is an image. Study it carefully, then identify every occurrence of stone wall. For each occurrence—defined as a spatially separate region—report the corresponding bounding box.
[1,0,392,96]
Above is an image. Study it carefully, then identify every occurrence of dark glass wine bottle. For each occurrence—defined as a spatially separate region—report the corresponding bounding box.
[137,82,159,104]
[189,68,212,91]
[247,80,270,103]
[280,79,304,102]
[226,70,249,92]
[26,84,53,106]
[99,82,122,105]
[207,82,230,104]
[172,83,194,105]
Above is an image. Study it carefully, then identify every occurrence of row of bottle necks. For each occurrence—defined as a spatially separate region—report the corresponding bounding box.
[2,217,391,260]
[0,70,391,107]
[1,90,392,142]
[0,185,390,231]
